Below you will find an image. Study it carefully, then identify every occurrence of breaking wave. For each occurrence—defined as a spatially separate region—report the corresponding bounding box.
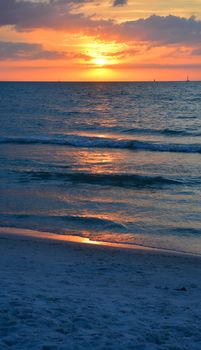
[1,134,201,153]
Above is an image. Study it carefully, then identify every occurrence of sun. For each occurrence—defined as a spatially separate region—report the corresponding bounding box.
[94,57,106,66]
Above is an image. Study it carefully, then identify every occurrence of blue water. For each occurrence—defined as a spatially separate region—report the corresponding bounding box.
[0,82,201,254]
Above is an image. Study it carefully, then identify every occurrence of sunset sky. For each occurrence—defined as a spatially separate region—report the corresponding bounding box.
[1,0,201,81]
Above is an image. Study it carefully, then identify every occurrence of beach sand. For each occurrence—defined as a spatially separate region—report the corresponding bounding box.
[0,228,201,350]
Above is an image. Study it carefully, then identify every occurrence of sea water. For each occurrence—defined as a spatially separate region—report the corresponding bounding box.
[0,82,201,254]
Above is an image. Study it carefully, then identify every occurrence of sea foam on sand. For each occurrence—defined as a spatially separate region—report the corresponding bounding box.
[0,228,201,350]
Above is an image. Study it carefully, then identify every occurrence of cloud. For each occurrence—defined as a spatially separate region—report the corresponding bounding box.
[0,40,93,61]
[191,46,201,55]
[105,62,201,70]
[113,0,127,7]
[103,47,142,58]
[0,41,71,60]
[119,15,201,45]
[0,0,97,31]
[1,1,201,50]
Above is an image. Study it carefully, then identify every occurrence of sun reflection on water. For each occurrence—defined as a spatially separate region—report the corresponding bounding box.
[74,149,120,174]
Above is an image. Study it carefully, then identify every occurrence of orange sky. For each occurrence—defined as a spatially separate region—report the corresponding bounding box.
[0,0,201,81]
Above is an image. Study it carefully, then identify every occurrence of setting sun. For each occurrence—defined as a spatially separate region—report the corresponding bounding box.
[94,57,106,66]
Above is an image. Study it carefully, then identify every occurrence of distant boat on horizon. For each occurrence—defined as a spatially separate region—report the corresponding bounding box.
[186,75,190,82]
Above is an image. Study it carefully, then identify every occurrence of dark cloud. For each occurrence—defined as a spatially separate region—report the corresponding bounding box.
[0,41,92,61]
[0,0,96,31]
[113,0,127,7]
[119,15,201,45]
[0,41,68,60]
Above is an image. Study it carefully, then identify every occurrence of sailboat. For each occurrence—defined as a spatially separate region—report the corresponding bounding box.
[186,75,190,82]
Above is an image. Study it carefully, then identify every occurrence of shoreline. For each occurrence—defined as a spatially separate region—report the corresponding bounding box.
[0,226,201,349]
[0,226,200,259]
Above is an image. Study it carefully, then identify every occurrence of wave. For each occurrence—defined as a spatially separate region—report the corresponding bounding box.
[62,214,127,230]
[0,214,127,232]
[20,171,183,188]
[1,134,201,153]
[122,127,201,137]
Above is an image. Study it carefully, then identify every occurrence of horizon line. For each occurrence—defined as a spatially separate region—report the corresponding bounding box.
[0,80,200,83]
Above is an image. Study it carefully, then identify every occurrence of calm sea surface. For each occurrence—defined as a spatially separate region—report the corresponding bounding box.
[0,82,201,254]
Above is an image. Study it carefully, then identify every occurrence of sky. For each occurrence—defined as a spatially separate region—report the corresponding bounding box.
[1,0,201,81]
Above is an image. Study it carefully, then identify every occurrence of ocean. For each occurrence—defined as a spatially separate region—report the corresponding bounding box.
[0,81,201,254]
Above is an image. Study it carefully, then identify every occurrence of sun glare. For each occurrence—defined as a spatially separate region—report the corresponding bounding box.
[94,57,106,66]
